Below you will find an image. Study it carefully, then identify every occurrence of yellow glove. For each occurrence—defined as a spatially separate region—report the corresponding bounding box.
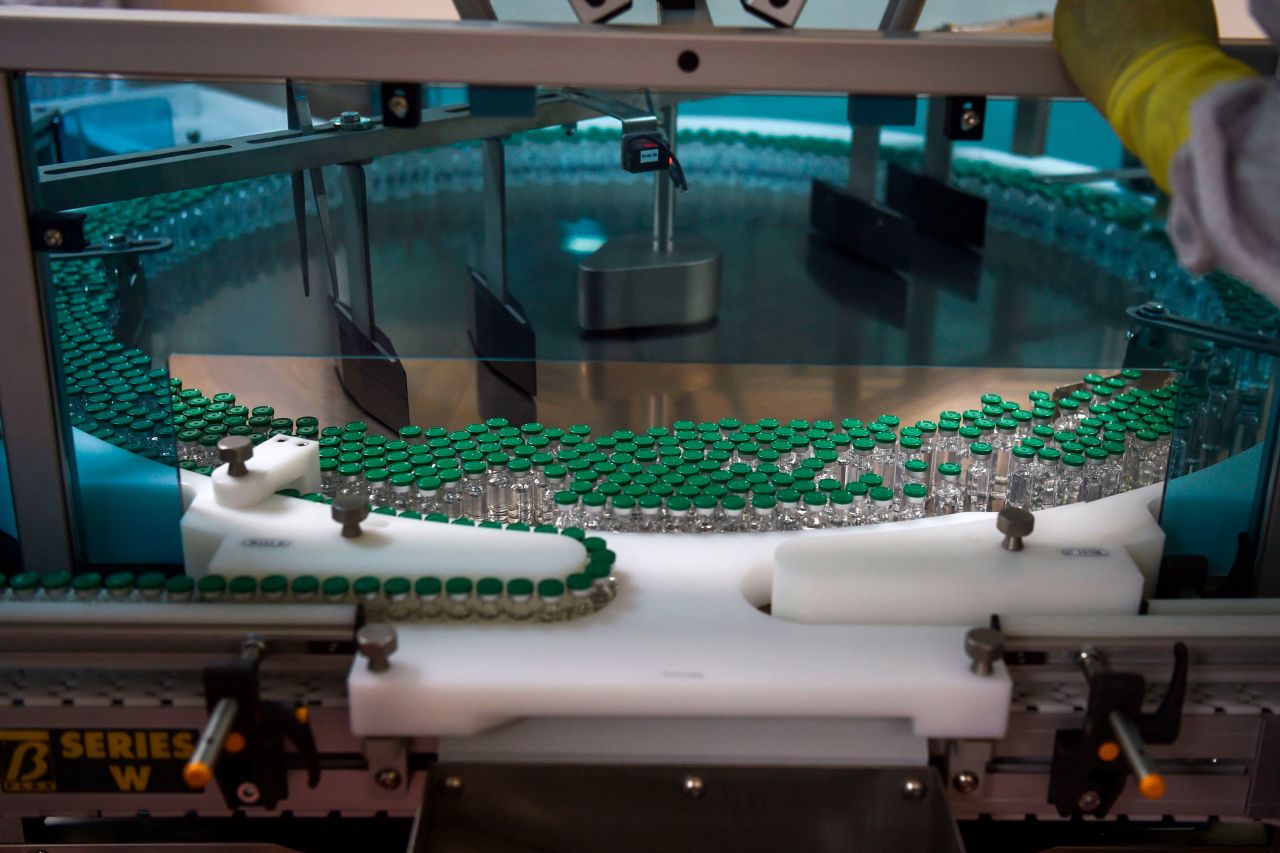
[1054,0,1257,192]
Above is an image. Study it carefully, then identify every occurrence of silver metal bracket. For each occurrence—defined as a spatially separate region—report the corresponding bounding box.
[364,736,412,799]
[413,763,962,852]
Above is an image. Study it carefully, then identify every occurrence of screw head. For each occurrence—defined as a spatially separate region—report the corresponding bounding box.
[952,771,979,794]
[218,435,254,477]
[333,492,370,537]
[387,95,410,119]
[375,767,402,790]
[357,623,397,673]
[1077,789,1101,813]
[901,778,927,801]
[682,774,705,799]
[43,228,63,248]
[965,627,1005,676]
[441,775,464,797]
[236,781,261,804]
[959,109,981,132]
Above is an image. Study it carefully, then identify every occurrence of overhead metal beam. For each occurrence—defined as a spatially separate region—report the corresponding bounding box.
[1,8,1268,97]
[35,94,606,211]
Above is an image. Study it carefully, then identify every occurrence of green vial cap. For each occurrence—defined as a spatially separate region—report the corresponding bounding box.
[353,576,381,596]
[537,578,565,598]
[322,576,350,596]
[40,570,73,590]
[72,571,104,592]
[1038,448,1062,462]
[228,575,256,595]
[164,575,195,594]
[415,577,442,597]
[196,575,225,594]
[903,483,928,500]
[292,575,320,594]
[260,574,288,594]
[1012,445,1036,460]
[937,462,962,477]
[869,486,894,503]
[969,442,993,456]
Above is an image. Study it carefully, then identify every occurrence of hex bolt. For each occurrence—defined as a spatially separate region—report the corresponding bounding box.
[374,768,402,790]
[357,623,397,673]
[952,771,979,794]
[997,506,1035,551]
[965,627,1005,676]
[901,778,927,801]
[683,775,705,800]
[441,775,464,797]
[217,435,254,478]
[332,493,370,538]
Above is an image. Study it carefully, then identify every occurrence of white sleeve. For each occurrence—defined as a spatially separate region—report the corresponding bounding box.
[1166,73,1280,306]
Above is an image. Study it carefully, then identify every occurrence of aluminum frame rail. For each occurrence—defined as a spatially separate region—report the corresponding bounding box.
[0,8,1272,96]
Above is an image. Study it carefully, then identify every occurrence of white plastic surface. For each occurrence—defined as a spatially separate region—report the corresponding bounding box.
[439,717,926,766]
[772,485,1160,626]
[211,433,321,509]
[349,528,1013,740]
[180,470,587,579]
[347,487,1174,742]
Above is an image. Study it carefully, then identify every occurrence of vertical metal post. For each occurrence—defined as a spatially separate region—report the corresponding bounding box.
[338,162,375,338]
[652,104,676,254]
[846,126,881,201]
[0,74,76,571]
[921,97,952,182]
[480,137,508,302]
[847,0,925,199]
[1011,97,1050,157]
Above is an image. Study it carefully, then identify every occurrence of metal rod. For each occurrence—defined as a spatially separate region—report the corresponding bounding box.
[847,123,882,200]
[1108,710,1165,799]
[653,104,676,253]
[922,96,952,181]
[0,602,356,657]
[184,696,239,789]
[878,0,926,31]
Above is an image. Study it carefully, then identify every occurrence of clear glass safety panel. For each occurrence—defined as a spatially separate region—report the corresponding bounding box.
[21,75,1279,592]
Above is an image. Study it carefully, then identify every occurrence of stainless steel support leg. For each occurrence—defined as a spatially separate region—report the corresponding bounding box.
[0,74,76,571]
[1011,96,1050,158]
[652,105,676,253]
[922,97,952,182]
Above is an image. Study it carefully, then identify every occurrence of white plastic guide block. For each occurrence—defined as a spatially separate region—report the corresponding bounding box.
[349,487,1162,742]
[771,486,1159,625]
[210,433,322,508]
[181,467,586,580]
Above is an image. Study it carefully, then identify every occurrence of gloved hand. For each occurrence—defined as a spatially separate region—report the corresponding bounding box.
[1054,0,1257,192]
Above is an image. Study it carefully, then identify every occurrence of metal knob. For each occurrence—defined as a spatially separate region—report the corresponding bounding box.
[332,493,370,538]
[357,624,397,673]
[965,627,1005,676]
[997,506,1034,551]
[217,435,254,478]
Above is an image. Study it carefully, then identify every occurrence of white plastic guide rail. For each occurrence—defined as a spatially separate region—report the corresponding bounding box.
[348,487,1164,741]
[180,439,587,579]
[176,434,1161,741]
